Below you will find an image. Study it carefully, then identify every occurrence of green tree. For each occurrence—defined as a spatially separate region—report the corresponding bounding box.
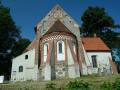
[81,6,120,49]
[117,49,120,59]
[0,1,21,53]
[0,1,21,78]
[11,38,31,57]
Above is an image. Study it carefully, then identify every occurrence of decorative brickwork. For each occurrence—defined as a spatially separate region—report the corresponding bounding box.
[36,5,80,37]
[39,32,79,80]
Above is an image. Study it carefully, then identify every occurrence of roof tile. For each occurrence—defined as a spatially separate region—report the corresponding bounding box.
[82,37,110,52]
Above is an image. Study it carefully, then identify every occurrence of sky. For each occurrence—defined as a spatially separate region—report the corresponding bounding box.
[2,0,120,40]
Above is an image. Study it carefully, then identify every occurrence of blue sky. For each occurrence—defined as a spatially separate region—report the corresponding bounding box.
[2,0,120,40]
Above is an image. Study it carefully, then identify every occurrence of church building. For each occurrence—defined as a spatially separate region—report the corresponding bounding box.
[11,5,117,82]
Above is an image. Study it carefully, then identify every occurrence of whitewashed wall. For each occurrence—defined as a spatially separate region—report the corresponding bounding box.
[85,52,112,74]
[11,49,38,82]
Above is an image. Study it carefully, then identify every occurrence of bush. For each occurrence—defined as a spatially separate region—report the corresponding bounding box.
[113,78,120,90]
[46,82,57,90]
[66,80,90,90]
[100,82,112,90]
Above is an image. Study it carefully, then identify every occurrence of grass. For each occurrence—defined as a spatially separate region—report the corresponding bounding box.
[0,74,120,90]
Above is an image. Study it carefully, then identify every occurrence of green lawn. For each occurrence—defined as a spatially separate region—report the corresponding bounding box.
[0,74,120,90]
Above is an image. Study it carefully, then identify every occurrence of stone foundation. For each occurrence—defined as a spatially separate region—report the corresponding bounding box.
[55,62,67,79]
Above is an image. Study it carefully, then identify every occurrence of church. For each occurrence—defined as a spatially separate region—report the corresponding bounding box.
[11,5,117,82]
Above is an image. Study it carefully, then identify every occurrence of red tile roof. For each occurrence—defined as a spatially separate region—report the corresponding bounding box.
[82,37,110,52]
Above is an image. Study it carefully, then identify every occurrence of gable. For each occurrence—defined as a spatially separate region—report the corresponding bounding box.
[36,5,80,38]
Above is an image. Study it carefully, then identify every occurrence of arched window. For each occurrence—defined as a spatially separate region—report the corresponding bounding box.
[57,41,65,61]
[59,42,63,53]
[19,66,23,72]
[44,43,48,62]
[72,42,76,54]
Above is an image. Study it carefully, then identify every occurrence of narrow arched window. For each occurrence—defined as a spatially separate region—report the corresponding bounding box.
[44,43,48,62]
[72,42,76,54]
[57,41,65,61]
[59,42,63,53]
[19,66,23,72]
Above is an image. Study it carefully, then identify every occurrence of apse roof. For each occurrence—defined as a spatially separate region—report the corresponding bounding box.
[44,20,73,35]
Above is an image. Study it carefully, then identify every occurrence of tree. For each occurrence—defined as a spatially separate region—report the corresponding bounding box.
[81,6,120,49]
[117,49,120,59]
[0,1,21,54]
[11,38,31,57]
[0,1,21,78]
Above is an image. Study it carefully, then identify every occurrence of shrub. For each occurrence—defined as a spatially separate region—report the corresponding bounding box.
[100,82,112,90]
[66,80,90,90]
[113,78,120,90]
[46,82,57,90]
